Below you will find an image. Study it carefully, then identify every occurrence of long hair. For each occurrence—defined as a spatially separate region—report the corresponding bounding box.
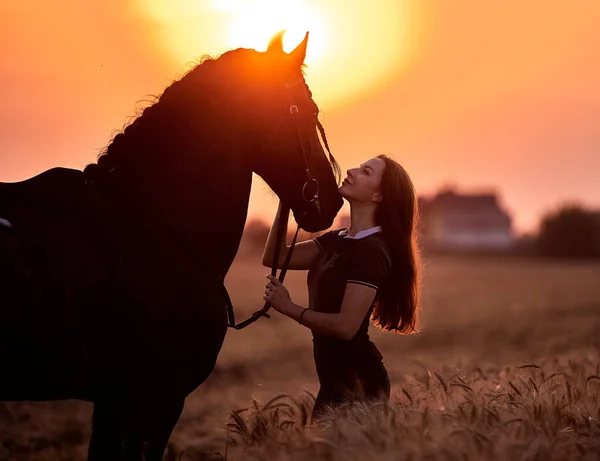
[372,155,421,334]
[83,52,235,182]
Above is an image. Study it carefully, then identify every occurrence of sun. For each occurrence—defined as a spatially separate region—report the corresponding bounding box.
[137,0,415,110]
[216,0,325,63]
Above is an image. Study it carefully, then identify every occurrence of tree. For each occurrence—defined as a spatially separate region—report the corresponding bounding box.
[535,205,600,259]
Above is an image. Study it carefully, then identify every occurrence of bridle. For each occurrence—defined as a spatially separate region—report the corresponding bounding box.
[226,78,324,329]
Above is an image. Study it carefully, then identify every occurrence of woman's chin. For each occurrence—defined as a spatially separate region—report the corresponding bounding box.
[338,187,351,200]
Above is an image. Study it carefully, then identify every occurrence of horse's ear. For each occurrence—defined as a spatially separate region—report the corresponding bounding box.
[267,30,286,54]
[289,32,309,68]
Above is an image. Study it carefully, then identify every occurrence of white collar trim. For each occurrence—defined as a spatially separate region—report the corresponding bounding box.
[339,226,382,239]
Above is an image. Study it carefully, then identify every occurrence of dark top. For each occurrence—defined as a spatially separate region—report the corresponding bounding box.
[308,228,392,385]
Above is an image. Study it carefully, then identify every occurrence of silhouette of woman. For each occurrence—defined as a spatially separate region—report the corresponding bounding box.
[263,154,421,420]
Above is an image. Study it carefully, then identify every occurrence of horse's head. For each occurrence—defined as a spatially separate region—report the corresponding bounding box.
[84,32,342,234]
[244,32,344,233]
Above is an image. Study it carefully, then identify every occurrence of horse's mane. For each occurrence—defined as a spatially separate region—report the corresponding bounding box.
[84,49,250,182]
[83,47,340,185]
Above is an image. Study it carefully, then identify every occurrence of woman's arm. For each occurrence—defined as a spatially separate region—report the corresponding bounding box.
[261,201,322,270]
[265,276,377,340]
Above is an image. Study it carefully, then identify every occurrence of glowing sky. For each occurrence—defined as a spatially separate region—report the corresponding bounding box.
[137,0,413,109]
[1,1,599,234]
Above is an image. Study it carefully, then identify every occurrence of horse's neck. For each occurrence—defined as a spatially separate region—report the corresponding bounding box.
[192,162,253,278]
[111,152,254,280]
[166,158,253,279]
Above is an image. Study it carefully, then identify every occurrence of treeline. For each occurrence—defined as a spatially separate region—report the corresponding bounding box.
[532,204,600,259]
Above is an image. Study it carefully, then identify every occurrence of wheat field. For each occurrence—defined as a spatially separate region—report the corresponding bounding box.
[1,251,599,460]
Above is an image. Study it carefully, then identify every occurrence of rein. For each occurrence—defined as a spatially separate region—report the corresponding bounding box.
[226,210,301,329]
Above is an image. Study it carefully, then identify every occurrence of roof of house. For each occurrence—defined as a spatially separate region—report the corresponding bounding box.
[420,190,506,214]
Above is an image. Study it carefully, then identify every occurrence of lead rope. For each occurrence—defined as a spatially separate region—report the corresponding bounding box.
[226,210,301,329]
[223,216,301,460]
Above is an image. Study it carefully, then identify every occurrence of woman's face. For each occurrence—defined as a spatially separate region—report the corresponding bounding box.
[339,157,386,203]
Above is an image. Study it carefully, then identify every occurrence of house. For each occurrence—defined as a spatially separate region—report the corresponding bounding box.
[419,189,515,251]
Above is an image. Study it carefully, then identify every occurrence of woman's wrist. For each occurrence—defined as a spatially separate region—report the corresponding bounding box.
[284,302,307,322]
[298,307,309,325]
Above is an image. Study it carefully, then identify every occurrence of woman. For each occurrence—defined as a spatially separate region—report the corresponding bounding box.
[262,154,421,420]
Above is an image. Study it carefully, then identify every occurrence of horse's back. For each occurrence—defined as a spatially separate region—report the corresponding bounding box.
[0,167,88,210]
[0,167,117,292]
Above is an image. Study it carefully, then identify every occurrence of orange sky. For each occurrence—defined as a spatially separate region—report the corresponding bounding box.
[1,1,600,234]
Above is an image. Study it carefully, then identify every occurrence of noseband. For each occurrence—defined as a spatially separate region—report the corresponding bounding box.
[227,79,323,329]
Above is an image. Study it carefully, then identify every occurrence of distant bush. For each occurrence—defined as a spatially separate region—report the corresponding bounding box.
[535,205,600,259]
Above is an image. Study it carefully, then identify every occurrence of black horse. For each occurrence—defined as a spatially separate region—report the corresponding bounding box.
[0,32,343,460]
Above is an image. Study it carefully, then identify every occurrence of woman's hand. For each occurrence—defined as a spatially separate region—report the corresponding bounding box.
[264,275,293,315]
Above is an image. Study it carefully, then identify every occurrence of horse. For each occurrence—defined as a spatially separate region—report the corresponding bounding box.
[0,31,343,460]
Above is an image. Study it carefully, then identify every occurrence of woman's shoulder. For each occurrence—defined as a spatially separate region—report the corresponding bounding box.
[313,228,345,252]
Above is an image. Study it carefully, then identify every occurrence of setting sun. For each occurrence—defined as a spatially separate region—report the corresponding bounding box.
[136,0,415,110]
[216,0,325,62]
